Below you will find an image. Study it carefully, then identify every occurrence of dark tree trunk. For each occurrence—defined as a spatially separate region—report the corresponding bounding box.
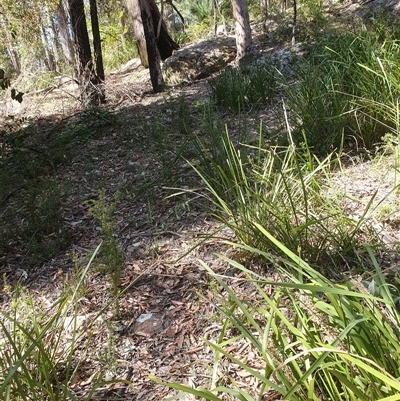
[89,0,106,103]
[139,0,164,93]
[147,0,179,60]
[125,0,178,67]
[68,0,100,106]
[56,1,74,66]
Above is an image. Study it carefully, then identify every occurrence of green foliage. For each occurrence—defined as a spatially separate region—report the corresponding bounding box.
[157,239,400,400]
[287,29,400,153]
[88,189,124,298]
[189,103,251,205]
[189,119,383,271]
[180,0,214,24]
[210,62,277,112]
[0,246,132,401]
[56,107,118,149]
[0,108,117,268]
[100,22,137,72]
[0,68,23,102]
[0,177,71,264]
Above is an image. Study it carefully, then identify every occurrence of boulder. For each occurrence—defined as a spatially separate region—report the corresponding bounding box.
[162,37,236,84]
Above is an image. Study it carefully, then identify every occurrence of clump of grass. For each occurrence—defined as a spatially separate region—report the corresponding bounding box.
[189,115,382,272]
[0,245,132,401]
[210,62,277,112]
[155,235,400,400]
[0,178,71,265]
[187,103,252,205]
[287,29,400,154]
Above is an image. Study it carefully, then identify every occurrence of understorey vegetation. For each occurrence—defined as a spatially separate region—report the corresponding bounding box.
[1,2,400,400]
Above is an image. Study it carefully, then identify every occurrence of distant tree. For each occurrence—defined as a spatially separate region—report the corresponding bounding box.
[125,0,149,67]
[125,0,179,66]
[68,0,105,106]
[89,0,106,102]
[0,6,21,75]
[139,0,164,92]
[55,1,74,66]
[231,0,253,60]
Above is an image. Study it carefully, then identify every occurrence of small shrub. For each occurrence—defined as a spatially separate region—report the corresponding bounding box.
[210,62,277,112]
[88,189,124,298]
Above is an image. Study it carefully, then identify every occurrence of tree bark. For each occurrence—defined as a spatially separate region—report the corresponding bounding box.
[40,24,55,71]
[139,0,164,93]
[125,0,149,67]
[231,0,253,61]
[125,0,178,68]
[89,0,106,103]
[68,0,100,106]
[148,0,179,60]
[0,10,21,75]
[56,1,74,66]
[49,14,61,72]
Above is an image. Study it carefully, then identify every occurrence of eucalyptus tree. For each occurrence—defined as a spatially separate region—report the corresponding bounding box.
[231,0,253,60]
[125,0,178,92]
[68,0,105,105]
[55,0,74,66]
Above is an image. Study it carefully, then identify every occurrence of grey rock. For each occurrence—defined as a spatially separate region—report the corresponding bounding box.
[163,37,237,84]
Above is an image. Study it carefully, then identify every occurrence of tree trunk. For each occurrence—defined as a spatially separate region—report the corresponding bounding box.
[40,24,55,71]
[125,0,178,67]
[139,0,164,93]
[0,10,21,75]
[231,0,253,61]
[6,46,21,76]
[125,0,149,67]
[148,0,179,60]
[49,15,61,72]
[292,0,297,45]
[89,0,106,103]
[68,0,100,106]
[56,1,74,66]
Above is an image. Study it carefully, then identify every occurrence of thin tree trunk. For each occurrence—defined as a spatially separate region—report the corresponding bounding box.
[68,0,99,106]
[89,0,106,103]
[139,0,164,93]
[6,46,21,76]
[40,24,55,71]
[125,0,149,67]
[49,15,61,72]
[231,0,253,61]
[56,1,74,66]
[292,0,297,45]
[0,11,21,75]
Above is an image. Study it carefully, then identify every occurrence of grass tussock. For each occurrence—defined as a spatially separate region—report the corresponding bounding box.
[0,245,132,401]
[156,237,400,400]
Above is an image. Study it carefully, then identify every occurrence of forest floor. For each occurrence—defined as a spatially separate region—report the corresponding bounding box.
[1,4,400,400]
